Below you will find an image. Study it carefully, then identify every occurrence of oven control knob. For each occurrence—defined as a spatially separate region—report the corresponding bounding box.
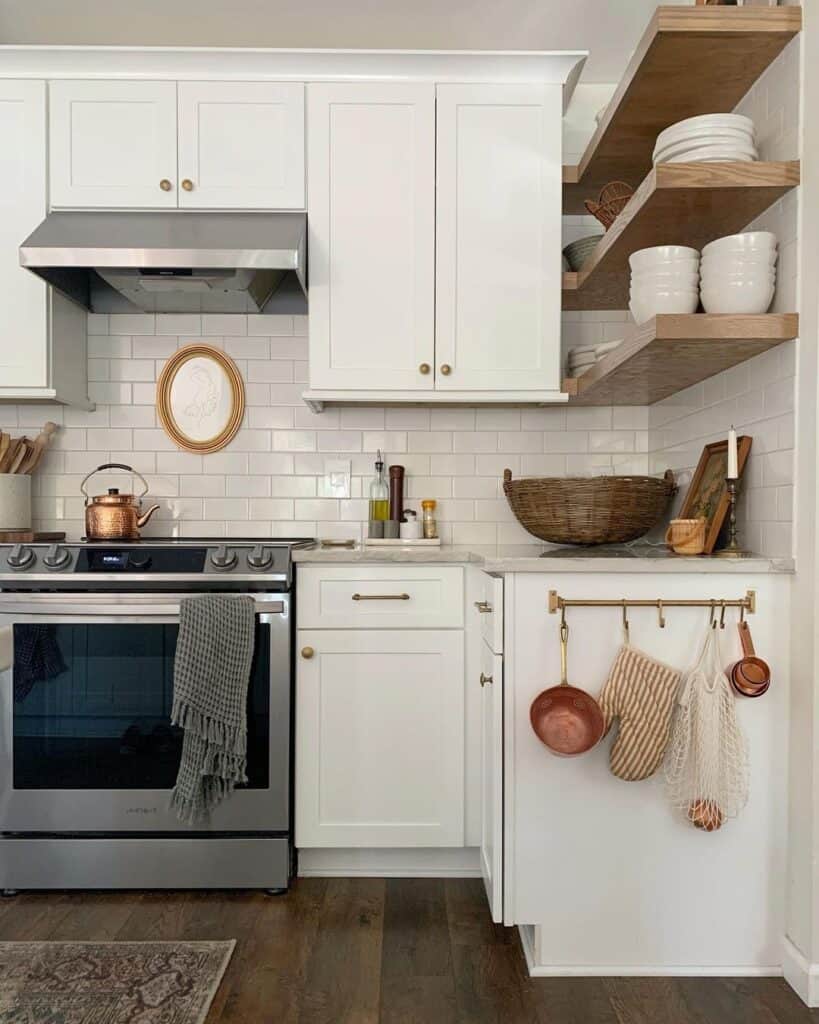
[210,545,237,571]
[247,545,273,571]
[43,544,71,570]
[6,544,35,571]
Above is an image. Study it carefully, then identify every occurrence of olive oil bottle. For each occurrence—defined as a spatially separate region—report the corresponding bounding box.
[368,450,389,521]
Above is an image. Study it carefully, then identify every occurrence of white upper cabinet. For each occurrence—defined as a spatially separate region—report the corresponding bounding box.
[177,82,304,209]
[49,80,305,210]
[307,82,436,391]
[50,81,178,208]
[435,84,563,392]
[0,81,48,388]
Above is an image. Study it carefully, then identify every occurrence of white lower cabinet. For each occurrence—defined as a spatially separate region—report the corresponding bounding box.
[296,628,465,848]
[480,638,504,921]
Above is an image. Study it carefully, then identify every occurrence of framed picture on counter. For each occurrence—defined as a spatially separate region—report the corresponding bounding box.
[678,436,752,553]
[157,344,245,454]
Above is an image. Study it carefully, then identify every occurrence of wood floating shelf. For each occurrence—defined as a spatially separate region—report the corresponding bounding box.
[562,160,800,311]
[563,313,798,407]
[563,5,802,214]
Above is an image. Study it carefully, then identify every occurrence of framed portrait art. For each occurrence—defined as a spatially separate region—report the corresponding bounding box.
[678,436,752,553]
[157,345,245,454]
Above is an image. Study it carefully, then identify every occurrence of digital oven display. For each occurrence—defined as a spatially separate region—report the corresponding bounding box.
[99,552,129,570]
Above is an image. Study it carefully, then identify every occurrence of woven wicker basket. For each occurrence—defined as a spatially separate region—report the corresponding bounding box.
[502,469,676,545]
[584,181,634,230]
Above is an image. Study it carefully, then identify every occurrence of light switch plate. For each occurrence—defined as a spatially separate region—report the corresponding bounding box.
[318,459,351,498]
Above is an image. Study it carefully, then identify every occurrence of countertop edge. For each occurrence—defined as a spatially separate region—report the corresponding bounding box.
[293,547,794,574]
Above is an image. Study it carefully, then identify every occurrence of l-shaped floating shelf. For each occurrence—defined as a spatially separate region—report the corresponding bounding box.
[563,313,798,407]
[562,160,800,311]
[563,5,802,214]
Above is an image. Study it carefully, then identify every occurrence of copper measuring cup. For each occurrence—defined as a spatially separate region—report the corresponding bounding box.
[530,615,605,756]
[729,613,770,698]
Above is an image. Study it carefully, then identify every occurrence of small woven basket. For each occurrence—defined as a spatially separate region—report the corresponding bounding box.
[502,469,676,545]
[584,181,634,230]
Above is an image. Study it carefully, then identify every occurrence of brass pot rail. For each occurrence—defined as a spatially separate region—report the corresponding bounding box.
[548,589,756,616]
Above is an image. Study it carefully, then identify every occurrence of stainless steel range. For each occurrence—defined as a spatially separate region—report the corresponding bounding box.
[0,537,312,893]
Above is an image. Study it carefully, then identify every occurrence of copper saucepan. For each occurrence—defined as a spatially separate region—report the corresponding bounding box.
[530,619,605,756]
[729,618,770,698]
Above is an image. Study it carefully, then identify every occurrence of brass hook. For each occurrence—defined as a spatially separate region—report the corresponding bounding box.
[622,600,630,642]
[560,602,567,631]
[719,600,727,630]
[740,602,746,625]
[657,599,666,629]
[709,600,717,629]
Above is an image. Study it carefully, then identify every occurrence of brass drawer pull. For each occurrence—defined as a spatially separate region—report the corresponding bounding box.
[480,673,493,687]
[301,646,315,659]
[352,593,411,601]
[474,601,492,613]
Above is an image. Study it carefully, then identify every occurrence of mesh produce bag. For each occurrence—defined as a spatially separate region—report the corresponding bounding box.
[664,622,749,831]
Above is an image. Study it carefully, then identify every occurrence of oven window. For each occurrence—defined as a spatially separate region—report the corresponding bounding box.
[11,623,270,790]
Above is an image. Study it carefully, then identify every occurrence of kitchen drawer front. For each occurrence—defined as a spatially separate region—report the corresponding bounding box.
[297,565,463,629]
[476,573,504,653]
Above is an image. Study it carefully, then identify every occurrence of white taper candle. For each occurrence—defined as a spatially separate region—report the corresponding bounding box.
[727,426,738,479]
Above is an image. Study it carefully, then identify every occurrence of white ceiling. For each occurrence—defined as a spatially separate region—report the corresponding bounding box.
[0,0,693,83]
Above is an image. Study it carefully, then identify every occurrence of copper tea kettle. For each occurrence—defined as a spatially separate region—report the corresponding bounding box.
[81,463,160,541]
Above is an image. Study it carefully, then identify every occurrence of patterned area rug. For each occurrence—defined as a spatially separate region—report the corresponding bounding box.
[0,940,235,1023]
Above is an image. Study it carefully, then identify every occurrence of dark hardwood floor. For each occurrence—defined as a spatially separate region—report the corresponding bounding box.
[0,877,816,1023]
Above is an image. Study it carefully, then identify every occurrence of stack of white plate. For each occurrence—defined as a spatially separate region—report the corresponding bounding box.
[700,232,777,314]
[653,113,757,165]
[629,245,700,325]
[566,339,624,378]
[566,345,597,376]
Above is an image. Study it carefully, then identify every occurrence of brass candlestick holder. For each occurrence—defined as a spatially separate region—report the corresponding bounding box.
[715,478,748,558]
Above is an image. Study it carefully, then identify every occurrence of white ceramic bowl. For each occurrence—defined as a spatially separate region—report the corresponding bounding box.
[656,113,755,148]
[629,287,700,324]
[700,280,775,315]
[631,274,700,293]
[701,252,778,271]
[629,260,700,279]
[629,245,699,270]
[702,232,777,258]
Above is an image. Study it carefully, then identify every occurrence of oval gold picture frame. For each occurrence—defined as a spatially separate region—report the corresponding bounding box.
[156,344,245,454]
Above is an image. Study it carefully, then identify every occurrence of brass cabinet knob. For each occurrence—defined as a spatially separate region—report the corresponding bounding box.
[159,179,172,192]
[301,646,315,659]
[181,179,194,192]
[480,672,493,687]
[440,364,452,376]
[419,363,431,375]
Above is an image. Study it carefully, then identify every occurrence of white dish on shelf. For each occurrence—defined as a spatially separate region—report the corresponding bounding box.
[701,253,778,272]
[654,135,757,161]
[665,146,758,164]
[702,232,777,257]
[700,280,775,315]
[631,269,699,287]
[655,112,755,146]
[629,287,700,325]
[653,125,755,155]
[629,245,699,270]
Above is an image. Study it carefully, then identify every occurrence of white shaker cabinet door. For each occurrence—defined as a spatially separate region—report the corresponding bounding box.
[0,81,48,388]
[480,640,503,922]
[296,630,464,847]
[307,83,436,391]
[177,82,304,209]
[435,84,563,392]
[49,80,178,208]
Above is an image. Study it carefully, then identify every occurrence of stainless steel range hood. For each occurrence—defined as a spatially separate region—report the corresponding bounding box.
[19,211,307,315]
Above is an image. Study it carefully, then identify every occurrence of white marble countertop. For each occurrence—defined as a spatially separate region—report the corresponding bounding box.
[293,543,794,574]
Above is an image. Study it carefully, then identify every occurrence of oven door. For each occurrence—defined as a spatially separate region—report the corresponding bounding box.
[0,592,290,834]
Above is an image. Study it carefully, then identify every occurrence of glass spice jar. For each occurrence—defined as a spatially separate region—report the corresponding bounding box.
[421,499,438,539]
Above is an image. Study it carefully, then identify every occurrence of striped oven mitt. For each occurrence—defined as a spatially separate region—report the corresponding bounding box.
[597,644,682,782]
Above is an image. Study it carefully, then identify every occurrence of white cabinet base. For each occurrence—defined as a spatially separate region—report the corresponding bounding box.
[297,847,480,878]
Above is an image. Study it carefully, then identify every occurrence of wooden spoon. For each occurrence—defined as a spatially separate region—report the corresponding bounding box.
[8,439,31,475]
[0,433,9,473]
[21,421,58,475]
[1,438,21,474]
